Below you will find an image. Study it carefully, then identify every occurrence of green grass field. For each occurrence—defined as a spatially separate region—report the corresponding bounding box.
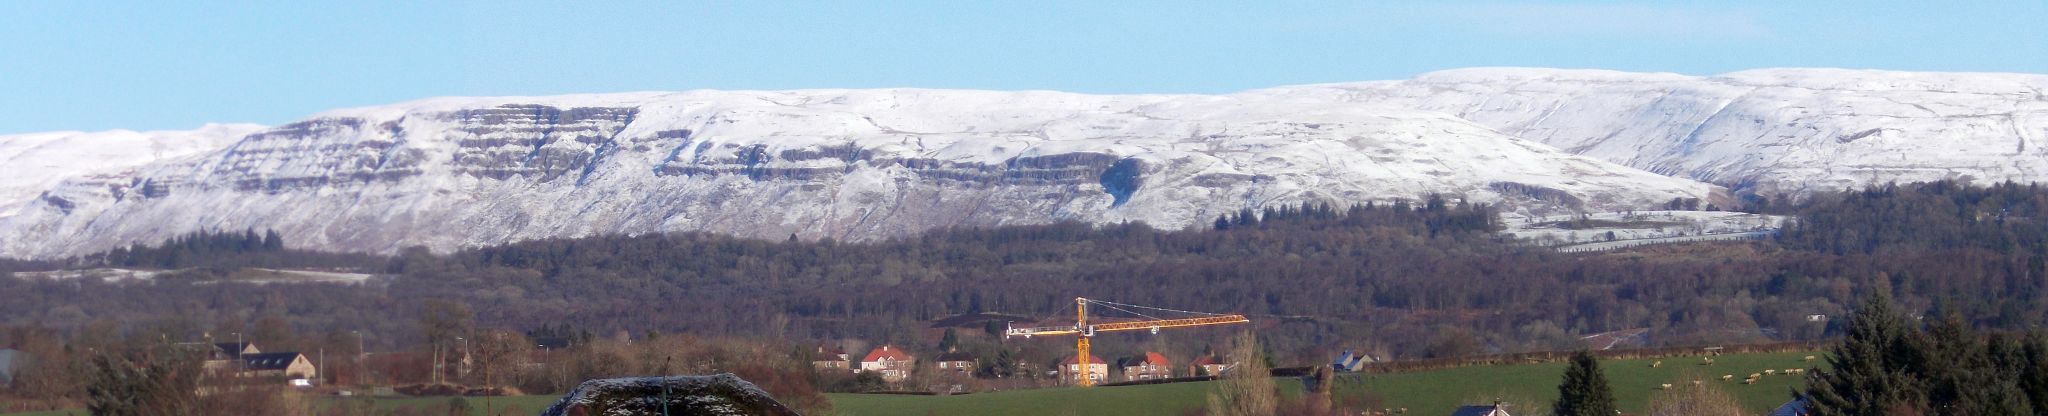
[830,350,1819,416]
[1,351,1818,416]
[317,394,562,415]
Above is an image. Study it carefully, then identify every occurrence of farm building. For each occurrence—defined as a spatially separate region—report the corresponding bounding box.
[212,342,258,359]
[194,341,263,374]
[239,352,318,380]
[1332,349,1378,372]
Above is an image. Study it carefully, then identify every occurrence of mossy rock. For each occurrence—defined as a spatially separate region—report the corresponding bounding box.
[539,373,799,416]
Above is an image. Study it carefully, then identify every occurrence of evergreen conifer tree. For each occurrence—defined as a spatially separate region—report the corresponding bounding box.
[1552,350,1617,416]
[262,229,284,250]
[1923,314,2032,415]
[1805,293,1930,416]
[2014,334,2048,411]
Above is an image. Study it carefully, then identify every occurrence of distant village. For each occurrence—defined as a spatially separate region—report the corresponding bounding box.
[807,343,1271,386]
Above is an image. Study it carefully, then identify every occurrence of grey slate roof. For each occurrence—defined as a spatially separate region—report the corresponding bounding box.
[241,352,303,370]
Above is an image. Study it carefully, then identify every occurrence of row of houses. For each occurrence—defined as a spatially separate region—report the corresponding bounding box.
[811,345,1235,385]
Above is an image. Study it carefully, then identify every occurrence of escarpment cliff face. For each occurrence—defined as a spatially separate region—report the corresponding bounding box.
[12,68,2041,258]
[0,88,1719,258]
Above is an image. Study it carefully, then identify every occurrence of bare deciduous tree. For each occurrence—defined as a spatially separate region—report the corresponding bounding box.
[1206,331,1276,416]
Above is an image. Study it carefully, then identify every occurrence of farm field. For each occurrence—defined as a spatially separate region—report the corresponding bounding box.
[831,350,1819,416]
[0,351,1818,416]
[313,394,561,415]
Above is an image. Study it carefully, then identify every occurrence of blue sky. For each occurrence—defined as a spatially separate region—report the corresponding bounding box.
[2,1,2043,134]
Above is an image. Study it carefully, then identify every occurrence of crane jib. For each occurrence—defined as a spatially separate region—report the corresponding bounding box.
[1001,297,1250,387]
[1005,315,1250,338]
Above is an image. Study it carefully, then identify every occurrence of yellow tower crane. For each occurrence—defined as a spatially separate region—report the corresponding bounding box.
[1005,297,1249,387]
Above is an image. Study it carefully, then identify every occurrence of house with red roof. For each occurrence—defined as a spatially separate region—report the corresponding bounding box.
[859,345,915,382]
[1190,355,1235,377]
[1059,354,1109,385]
[1119,351,1173,381]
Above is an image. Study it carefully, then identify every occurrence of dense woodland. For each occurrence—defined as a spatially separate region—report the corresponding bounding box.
[6,181,2048,398]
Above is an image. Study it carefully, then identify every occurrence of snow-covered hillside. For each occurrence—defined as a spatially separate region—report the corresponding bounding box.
[0,123,263,218]
[4,67,2043,258]
[0,89,1719,258]
[1257,68,2048,196]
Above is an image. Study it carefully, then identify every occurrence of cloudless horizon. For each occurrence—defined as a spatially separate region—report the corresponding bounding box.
[4,1,2044,134]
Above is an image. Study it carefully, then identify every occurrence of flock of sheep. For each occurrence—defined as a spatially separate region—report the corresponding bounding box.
[1650,355,1819,389]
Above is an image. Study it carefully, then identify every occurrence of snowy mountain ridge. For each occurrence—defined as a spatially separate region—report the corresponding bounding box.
[1258,67,2048,196]
[3,67,2044,258]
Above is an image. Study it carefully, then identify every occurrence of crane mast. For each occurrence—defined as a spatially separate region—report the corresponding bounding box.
[1005,297,1249,387]
[1076,297,1090,387]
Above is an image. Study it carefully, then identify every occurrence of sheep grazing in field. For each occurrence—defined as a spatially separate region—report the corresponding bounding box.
[1721,375,1735,381]
[1743,378,1757,385]
[1691,380,1703,385]
[1764,369,1777,375]
[1804,355,1818,362]
[1701,357,1716,365]
[1748,373,1762,379]
[1651,361,1662,368]
[1659,383,1673,390]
